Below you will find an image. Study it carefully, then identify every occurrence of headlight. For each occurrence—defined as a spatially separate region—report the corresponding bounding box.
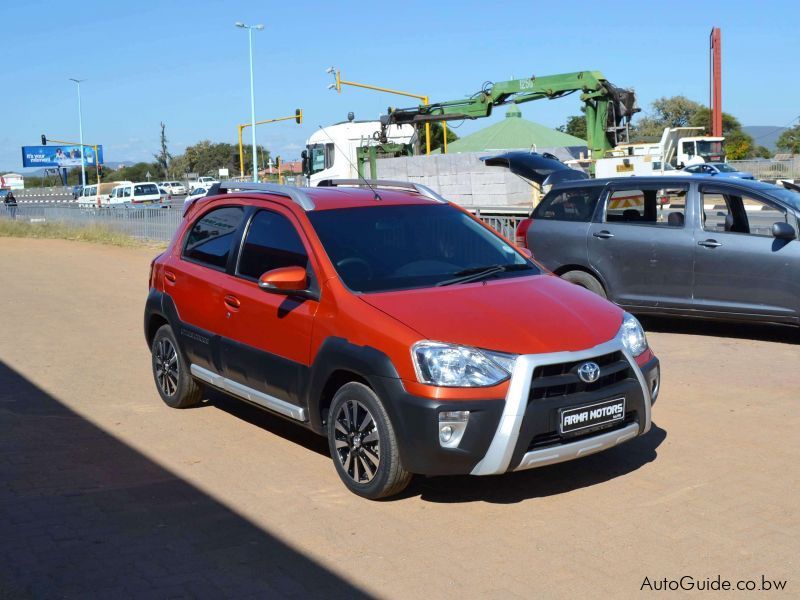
[619,313,648,357]
[412,341,517,387]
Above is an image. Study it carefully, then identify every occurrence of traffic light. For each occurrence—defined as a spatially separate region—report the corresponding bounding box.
[295,109,302,124]
[41,134,47,145]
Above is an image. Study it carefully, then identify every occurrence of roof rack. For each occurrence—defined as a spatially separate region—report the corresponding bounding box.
[317,179,447,204]
[207,181,315,210]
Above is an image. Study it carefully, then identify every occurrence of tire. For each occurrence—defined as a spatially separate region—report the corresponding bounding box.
[561,270,607,299]
[151,324,203,408]
[327,382,412,500]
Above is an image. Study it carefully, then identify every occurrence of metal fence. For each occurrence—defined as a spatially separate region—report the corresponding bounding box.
[2,205,183,243]
[2,203,529,244]
[727,158,800,181]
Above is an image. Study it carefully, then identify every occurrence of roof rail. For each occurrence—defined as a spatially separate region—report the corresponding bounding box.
[317,179,447,204]
[207,181,316,211]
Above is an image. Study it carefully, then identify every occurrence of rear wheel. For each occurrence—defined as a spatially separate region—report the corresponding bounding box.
[327,382,411,500]
[151,325,203,408]
[561,270,606,299]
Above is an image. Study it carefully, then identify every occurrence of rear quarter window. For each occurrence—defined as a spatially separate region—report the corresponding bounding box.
[533,187,601,222]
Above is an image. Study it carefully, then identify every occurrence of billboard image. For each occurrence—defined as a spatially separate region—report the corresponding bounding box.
[21,145,104,168]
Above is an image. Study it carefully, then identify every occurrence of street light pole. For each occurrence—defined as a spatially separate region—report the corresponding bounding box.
[236,22,264,183]
[69,78,87,186]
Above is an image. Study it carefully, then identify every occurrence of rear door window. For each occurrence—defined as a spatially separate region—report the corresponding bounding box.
[183,206,245,270]
[236,210,308,280]
[605,186,688,227]
[532,187,601,222]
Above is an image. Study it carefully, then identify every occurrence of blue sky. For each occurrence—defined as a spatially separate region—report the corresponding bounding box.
[2,0,798,171]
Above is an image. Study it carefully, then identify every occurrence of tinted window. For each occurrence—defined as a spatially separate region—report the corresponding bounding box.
[135,184,158,196]
[308,204,536,293]
[183,206,244,269]
[237,211,308,279]
[533,187,601,222]
[605,186,688,227]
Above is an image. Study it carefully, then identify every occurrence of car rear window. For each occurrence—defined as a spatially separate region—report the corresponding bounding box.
[134,184,159,196]
[533,187,602,222]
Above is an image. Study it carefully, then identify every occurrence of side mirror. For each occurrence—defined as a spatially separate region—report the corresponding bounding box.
[772,221,796,241]
[258,266,308,294]
[519,248,533,259]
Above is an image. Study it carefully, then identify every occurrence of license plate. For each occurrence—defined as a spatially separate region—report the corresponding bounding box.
[559,397,625,434]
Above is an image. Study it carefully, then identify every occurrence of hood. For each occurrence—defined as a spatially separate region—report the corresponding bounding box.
[360,274,623,356]
[480,151,589,186]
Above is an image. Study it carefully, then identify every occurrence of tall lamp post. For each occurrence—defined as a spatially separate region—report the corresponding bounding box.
[235,21,264,182]
[69,78,87,186]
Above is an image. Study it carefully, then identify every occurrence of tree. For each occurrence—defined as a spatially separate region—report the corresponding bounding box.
[650,96,705,128]
[723,130,754,160]
[154,122,172,179]
[170,140,269,177]
[753,145,772,159]
[418,123,458,153]
[556,115,587,141]
[689,107,741,134]
[776,124,800,154]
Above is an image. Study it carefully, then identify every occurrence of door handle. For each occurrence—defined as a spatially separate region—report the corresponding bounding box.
[593,231,615,239]
[164,270,177,284]
[223,295,241,310]
[698,240,722,248]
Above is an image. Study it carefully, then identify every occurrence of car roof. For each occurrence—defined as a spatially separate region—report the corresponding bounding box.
[551,175,794,199]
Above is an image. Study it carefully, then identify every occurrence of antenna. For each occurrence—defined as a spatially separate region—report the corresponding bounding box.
[316,125,383,201]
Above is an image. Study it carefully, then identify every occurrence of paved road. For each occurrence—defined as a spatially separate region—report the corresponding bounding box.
[1,238,797,598]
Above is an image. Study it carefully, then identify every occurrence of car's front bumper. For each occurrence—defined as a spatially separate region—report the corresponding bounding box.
[389,334,658,477]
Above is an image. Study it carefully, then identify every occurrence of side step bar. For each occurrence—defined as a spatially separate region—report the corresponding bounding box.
[190,365,307,422]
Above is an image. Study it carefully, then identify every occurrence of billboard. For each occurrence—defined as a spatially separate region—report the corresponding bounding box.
[21,145,104,168]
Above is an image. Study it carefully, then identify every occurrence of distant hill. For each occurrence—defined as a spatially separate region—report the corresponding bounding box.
[743,126,787,152]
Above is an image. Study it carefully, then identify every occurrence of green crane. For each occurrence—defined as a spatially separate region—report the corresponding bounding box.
[379,71,639,159]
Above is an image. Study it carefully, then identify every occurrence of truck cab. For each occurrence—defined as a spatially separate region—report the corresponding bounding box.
[303,120,416,187]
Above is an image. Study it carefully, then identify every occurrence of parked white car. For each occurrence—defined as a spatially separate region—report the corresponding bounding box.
[159,181,187,195]
[182,187,209,211]
[189,176,218,192]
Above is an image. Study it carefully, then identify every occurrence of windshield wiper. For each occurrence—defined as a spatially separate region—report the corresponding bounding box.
[436,263,531,287]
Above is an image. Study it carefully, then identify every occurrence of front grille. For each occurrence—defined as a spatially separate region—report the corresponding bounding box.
[529,351,631,401]
[526,412,637,452]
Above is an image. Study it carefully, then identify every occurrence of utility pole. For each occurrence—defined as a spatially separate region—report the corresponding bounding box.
[69,78,87,186]
[235,22,264,182]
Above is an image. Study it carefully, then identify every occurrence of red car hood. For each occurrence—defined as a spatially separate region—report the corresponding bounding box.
[360,274,623,356]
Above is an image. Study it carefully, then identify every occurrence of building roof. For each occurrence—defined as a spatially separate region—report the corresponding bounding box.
[439,106,587,153]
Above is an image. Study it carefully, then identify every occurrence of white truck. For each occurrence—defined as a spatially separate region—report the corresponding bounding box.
[303,120,416,187]
[593,127,725,178]
[189,176,219,192]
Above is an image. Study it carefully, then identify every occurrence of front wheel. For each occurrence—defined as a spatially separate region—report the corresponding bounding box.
[327,382,411,500]
[560,270,607,299]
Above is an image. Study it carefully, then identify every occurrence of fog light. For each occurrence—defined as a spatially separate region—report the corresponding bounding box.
[440,425,454,443]
[438,410,469,448]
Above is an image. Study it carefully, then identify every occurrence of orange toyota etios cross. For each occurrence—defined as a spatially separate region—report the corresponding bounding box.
[144,180,660,499]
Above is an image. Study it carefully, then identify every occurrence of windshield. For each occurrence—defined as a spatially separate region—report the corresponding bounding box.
[712,163,736,172]
[308,204,538,293]
[760,185,800,212]
[697,141,724,157]
[308,143,332,174]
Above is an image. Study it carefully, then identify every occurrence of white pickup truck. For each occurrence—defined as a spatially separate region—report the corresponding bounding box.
[189,176,219,192]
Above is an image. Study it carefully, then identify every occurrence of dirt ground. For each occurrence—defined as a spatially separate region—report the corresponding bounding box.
[1,237,797,598]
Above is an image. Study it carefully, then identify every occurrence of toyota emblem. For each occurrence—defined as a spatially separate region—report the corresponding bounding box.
[577,361,600,384]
